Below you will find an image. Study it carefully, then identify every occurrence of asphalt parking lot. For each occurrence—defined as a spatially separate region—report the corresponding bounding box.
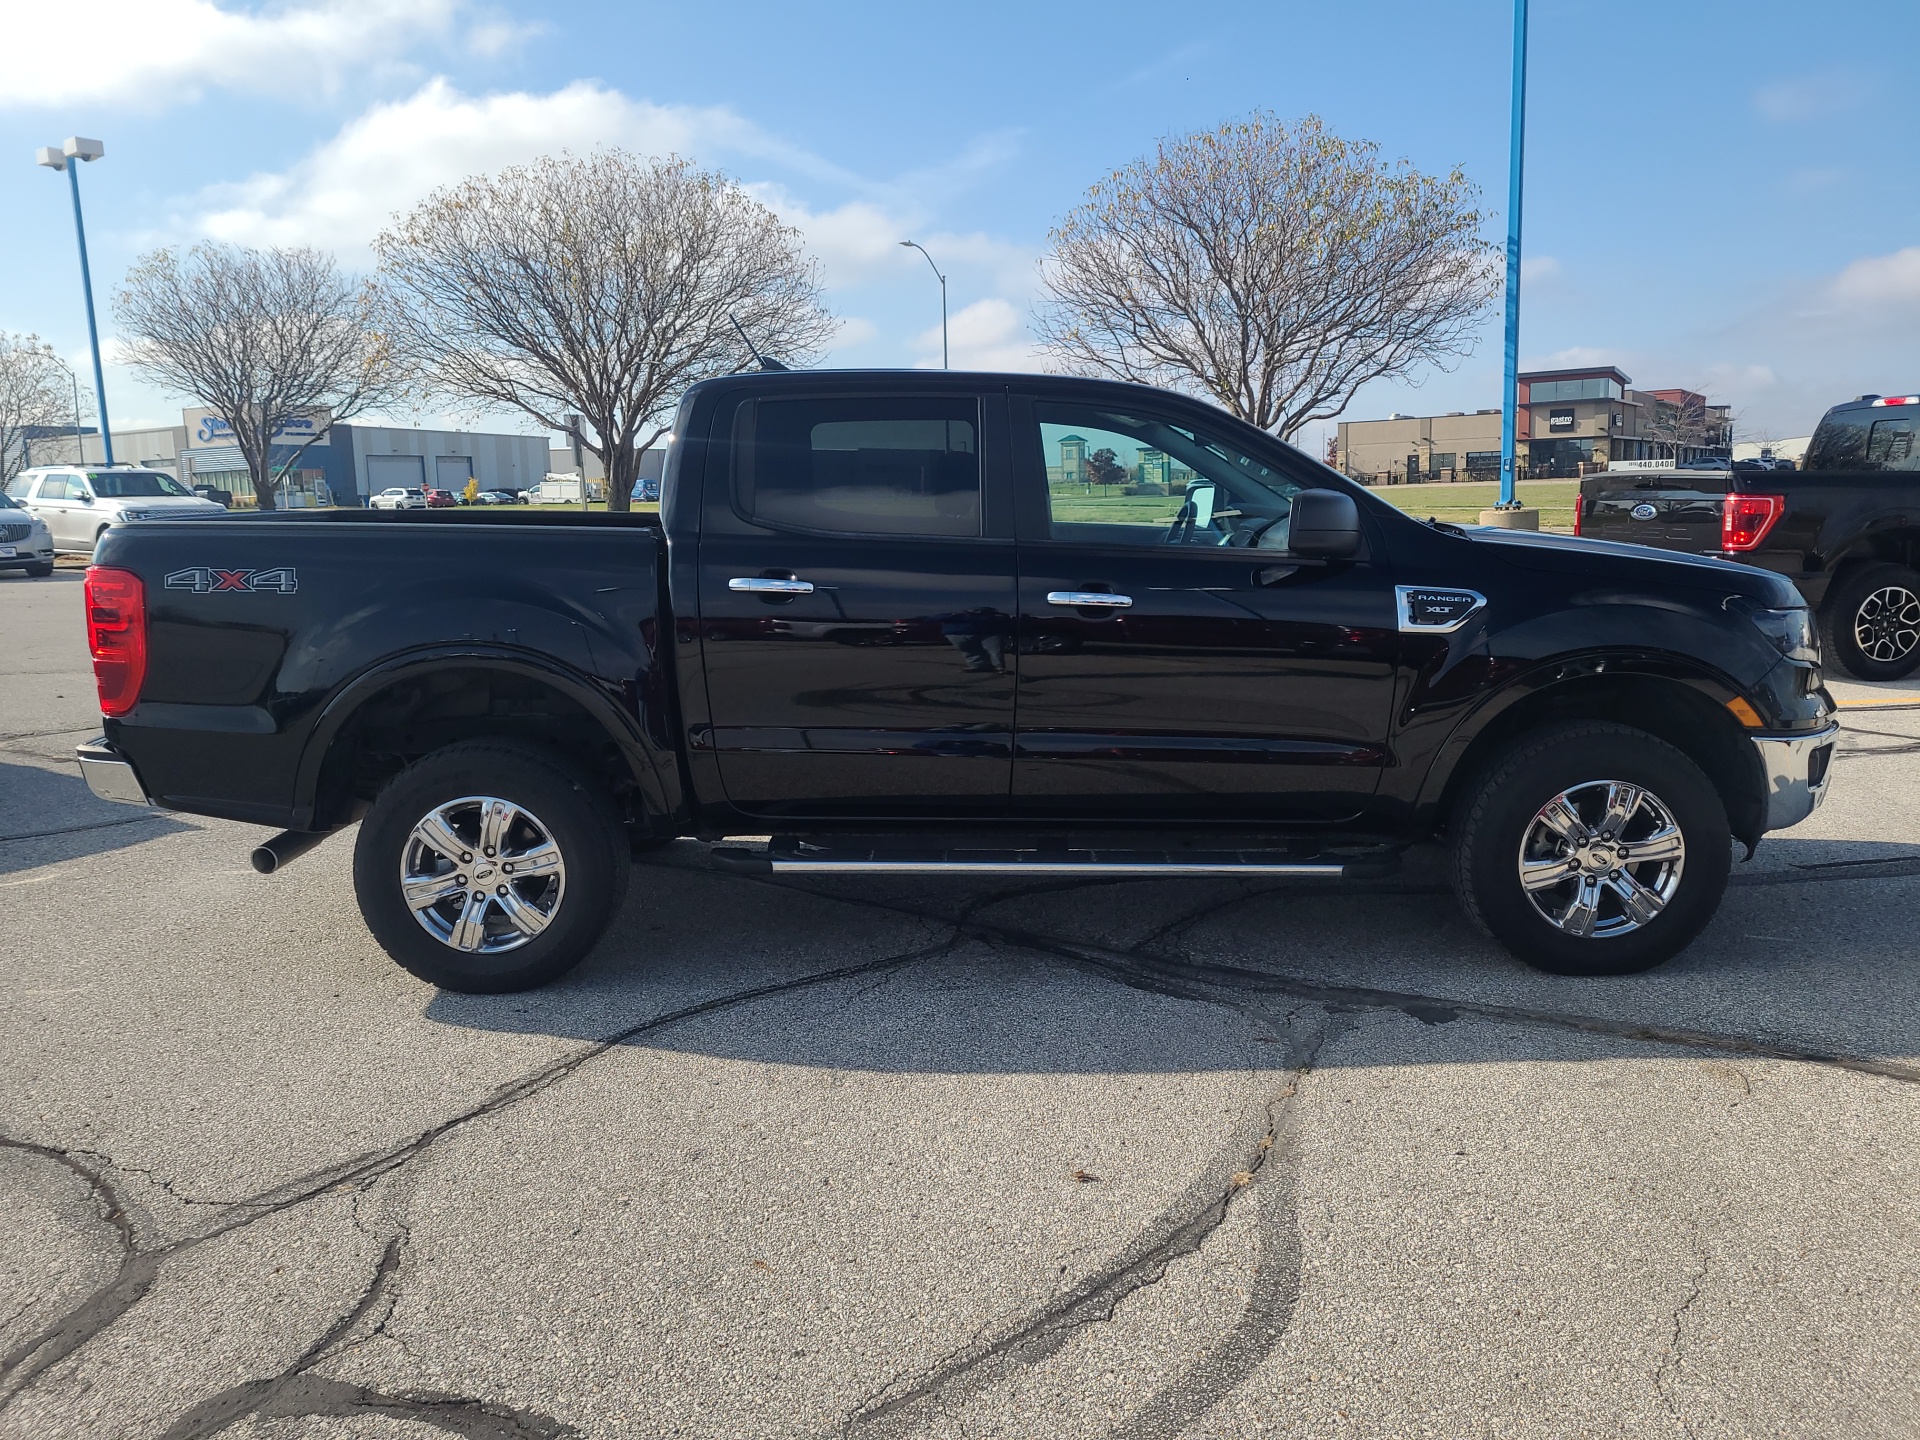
[2,565,1917,1440]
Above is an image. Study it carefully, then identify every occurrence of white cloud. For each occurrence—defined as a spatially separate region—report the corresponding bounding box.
[1827,246,1920,310]
[1,0,460,109]
[191,78,757,255]
[1753,69,1864,123]
[914,299,1043,372]
[1520,256,1561,285]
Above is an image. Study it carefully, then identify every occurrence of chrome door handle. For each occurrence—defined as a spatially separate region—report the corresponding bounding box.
[1047,590,1132,608]
[729,577,814,594]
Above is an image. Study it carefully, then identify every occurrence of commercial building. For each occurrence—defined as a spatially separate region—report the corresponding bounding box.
[1335,366,1733,482]
[16,409,549,505]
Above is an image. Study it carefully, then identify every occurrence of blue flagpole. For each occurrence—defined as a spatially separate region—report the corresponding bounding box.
[1499,0,1527,507]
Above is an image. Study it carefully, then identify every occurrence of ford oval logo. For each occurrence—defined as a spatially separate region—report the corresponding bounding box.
[1630,502,1658,520]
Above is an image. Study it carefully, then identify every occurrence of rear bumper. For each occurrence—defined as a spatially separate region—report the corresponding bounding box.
[76,738,153,807]
[1751,723,1839,832]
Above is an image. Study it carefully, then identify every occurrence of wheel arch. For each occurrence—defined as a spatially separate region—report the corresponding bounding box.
[1421,664,1768,850]
[293,646,678,833]
[1821,525,1920,593]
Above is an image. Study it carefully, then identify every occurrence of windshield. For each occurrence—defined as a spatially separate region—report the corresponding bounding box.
[0,488,18,509]
[88,471,193,498]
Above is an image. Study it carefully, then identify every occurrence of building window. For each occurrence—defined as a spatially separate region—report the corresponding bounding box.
[1529,377,1623,403]
[1465,451,1500,472]
[1430,452,1457,474]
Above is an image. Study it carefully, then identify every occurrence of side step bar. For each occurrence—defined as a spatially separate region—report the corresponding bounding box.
[709,841,1390,880]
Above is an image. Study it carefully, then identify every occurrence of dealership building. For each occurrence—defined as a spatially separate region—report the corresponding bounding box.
[1335,366,1733,482]
[24,409,550,505]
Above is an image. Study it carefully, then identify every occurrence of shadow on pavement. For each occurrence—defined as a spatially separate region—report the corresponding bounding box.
[0,757,192,876]
[420,837,1920,1075]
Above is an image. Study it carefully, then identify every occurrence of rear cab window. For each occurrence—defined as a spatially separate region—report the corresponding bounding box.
[732,396,981,537]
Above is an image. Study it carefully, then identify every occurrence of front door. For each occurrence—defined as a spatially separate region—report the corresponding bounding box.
[697,388,1017,820]
[1010,394,1397,823]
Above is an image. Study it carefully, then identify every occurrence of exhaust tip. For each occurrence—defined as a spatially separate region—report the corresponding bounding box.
[250,846,280,875]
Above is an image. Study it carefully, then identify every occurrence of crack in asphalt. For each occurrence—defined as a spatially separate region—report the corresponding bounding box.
[0,929,956,1424]
[684,866,1920,1086]
[155,1231,581,1440]
[1654,1221,1712,1439]
[838,1021,1331,1439]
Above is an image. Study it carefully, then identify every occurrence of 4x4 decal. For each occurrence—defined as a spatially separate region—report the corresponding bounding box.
[164,567,299,594]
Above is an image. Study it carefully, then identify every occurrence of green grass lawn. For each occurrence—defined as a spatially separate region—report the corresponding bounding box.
[1367,478,1580,532]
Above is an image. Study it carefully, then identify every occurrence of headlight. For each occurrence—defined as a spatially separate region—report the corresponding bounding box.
[1748,605,1819,664]
[118,509,146,522]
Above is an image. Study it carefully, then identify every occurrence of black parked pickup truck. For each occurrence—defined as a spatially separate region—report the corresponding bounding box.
[1580,392,1920,681]
[76,370,1838,991]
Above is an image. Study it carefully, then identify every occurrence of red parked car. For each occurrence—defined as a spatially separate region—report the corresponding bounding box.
[424,488,457,508]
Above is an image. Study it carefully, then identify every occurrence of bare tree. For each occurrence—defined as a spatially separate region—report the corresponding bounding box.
[1639,388,1725,464]
[373,150,835,514]
[1037,113,1498,441]
[116,244,395,510]
[0,333,83,485]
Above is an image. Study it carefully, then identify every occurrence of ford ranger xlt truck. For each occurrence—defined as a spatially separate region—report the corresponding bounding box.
[1579,392,1920,681]
[74,371,1837,992]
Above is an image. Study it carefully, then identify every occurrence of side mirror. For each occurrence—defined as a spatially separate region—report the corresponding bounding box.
[1288,489,1361,558]
[76,492,95,505]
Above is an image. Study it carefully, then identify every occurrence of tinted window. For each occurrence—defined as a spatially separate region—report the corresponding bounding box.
[1032,402,1304,548]
[36,476,75,501]
[88,470,192,498]
[1867,417,1920,471]
[1804,412,1870,470]
[735,397,980,537]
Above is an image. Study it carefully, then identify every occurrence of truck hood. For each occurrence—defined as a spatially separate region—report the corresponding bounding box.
[1467,525,1803,606]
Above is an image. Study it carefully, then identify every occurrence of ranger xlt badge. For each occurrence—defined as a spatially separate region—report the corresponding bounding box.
[1395,586,1486,633]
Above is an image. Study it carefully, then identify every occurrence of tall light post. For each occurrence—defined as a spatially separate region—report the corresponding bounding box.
[899,240,948,369]
[36,137,114,466]
[1497,0,1527,510]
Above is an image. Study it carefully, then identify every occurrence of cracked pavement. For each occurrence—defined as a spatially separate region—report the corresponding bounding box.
[3,568,1918,1438]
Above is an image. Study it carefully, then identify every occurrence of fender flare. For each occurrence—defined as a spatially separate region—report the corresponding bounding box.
[1411,652,1767,832]
[290,644,675,828]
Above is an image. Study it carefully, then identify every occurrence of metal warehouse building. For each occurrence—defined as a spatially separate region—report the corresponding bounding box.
[28,408,549,506]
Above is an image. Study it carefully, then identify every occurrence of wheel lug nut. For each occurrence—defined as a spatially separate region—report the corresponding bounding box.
[497,884,508,896]
[461,852,472,863]
[502,863,514,874]
[455,875,467,886]
[484,847,496,857]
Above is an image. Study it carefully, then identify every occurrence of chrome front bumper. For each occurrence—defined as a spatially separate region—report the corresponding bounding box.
[1751,722,1839,832]
[76,739,153,807]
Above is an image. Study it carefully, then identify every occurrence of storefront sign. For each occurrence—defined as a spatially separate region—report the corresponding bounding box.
[183,407,330,448]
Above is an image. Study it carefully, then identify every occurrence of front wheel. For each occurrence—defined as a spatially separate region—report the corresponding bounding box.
[353,741,629,992]
[1820,562,1920,681]
[1451,723,1731,976]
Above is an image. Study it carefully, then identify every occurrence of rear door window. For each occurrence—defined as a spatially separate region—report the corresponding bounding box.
[37,476,75,501]
[734,396,981,537]
[1805,413,1870,470]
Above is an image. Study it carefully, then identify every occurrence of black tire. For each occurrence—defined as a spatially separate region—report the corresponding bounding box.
[1450,722,1731,977]
[353,741,629,992]
[1820,563,1920,681]
[26,562,54,577]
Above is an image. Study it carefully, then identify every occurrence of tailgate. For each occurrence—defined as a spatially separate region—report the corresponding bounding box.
[1580,472,1728,554]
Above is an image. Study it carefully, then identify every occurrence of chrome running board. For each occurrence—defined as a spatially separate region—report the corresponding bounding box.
[709,839,1377,879]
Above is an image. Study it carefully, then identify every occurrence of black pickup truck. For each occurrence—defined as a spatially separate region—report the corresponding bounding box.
[75,370,1837,991]
[1579,392,1920,680]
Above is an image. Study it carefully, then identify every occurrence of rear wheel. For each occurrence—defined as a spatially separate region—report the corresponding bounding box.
[1451,723,1731,976]
[353,741,629,992]
[1821,563,1920,681]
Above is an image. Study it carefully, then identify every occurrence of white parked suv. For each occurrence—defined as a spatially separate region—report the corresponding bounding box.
[0,487,56,576]
[370,487,428,510]
[5,466,227,554]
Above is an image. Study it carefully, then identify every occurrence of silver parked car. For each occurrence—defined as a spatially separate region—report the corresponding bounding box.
[370,487,428,510]
[6,466,226,554]
[0,487,56,576]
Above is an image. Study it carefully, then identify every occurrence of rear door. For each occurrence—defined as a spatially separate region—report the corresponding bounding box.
[696,385,1017,820]
[1581,471,1728,552]
[1008,392,1397,823]
[32,473,81,548]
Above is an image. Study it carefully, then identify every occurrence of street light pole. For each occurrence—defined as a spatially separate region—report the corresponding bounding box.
[1498,0,1527,508]
[36,137,113,466]
[899,241,948,369]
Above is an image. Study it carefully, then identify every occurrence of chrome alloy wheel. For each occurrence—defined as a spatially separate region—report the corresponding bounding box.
[1854,585,1920,663]
[1517,781,1685,939]
[399,795,567,954]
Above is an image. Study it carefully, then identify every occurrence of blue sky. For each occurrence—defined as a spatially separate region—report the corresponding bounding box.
[4,0,1916,453]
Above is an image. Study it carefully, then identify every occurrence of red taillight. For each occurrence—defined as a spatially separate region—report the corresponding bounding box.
[1869,395,1918,407]
[1573,493,1584,537]
[1722,494,1785,553]
[84,566,147,717]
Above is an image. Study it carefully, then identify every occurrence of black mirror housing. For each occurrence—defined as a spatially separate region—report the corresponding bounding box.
[1289,489,1361,558]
